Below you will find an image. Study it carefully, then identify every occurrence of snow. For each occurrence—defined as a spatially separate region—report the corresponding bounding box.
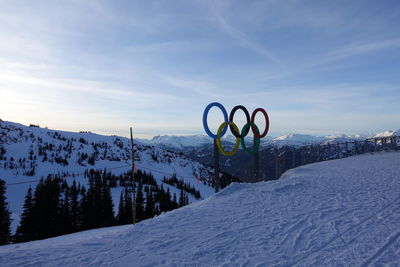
[0,121,216,232]
[373,130,400,138]
[1,151,400,266]
[138,131,398,150]
[139,135,212,150]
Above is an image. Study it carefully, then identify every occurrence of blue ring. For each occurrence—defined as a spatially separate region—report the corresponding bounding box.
[203,102,228,139]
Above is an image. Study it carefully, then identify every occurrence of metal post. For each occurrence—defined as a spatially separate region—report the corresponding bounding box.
[130,127,137,224]
[345,141,348,157]
[213,139,220,192]
[254,136,259,182]
[316,145,320,162]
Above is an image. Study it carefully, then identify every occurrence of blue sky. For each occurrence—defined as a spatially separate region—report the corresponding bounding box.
[1,0,399,138]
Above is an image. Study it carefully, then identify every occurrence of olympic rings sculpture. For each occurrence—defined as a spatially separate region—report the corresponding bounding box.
[202,102,269,156]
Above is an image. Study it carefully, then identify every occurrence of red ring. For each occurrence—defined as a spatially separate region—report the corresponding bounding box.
[250,108,269,138]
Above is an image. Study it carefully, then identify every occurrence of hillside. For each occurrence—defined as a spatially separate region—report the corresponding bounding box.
[0,121,217,231]
[1,151,399,266]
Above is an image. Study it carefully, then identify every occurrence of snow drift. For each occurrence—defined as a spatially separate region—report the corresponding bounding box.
[1,151,400,266]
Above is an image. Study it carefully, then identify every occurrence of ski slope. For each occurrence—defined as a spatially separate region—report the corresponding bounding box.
[0,121,216,232]
[1,152,400,266]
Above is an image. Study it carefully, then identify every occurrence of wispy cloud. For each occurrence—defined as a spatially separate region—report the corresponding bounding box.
[214,16,282,66]
[326,38,400,60]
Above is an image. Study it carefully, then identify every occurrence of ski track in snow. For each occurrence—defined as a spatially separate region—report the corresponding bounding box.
[1,152,400,266]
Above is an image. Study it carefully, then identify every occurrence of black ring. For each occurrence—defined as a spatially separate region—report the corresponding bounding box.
[229,105,251,138]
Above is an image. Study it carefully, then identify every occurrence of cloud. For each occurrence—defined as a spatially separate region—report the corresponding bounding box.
[213,15,282,66]
[326,38,400,60]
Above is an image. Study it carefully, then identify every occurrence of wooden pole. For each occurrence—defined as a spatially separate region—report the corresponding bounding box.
[213,139,220,192]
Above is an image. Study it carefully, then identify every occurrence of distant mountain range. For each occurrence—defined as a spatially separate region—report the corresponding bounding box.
[138,130,399,151]
[137,129,399,182]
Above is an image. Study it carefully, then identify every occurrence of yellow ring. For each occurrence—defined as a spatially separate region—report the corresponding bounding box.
[216,122,240,156]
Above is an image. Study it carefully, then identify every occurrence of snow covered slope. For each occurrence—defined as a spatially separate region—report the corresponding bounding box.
[1,152,399,266]
[0,121,215,231]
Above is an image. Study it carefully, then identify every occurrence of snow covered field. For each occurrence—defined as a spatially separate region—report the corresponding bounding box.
[1,152,400,266]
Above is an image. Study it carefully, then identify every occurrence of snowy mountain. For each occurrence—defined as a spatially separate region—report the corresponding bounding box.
[1,151,399,266]
[262,133,371,148]
[138,134,251,152]
[373,129,400,138]
[140,131,396,151]
[0,120,217,232]
[138,135,212,151]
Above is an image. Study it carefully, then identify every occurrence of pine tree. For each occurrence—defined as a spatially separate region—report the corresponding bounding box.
[59,187,72,235]
[81,176,97,230]
[158,186,168,213]
[144,188,155,220]
[33,178,62,239]
[70,180,80,232]
[179,188,186,207]
[15,187,35,242]
[81,173,114,229]
[173,192,178,209]
[0,179,11,245]
[135,182,144,222]
[100,177,114,227]
[124,188,133,224]
[116,191,125,225]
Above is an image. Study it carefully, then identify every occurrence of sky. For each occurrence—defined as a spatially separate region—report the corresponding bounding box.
[0,0,400,139]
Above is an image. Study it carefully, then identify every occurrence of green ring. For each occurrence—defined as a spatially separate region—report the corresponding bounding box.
[241,123,260,154]
[216,122,240,156]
